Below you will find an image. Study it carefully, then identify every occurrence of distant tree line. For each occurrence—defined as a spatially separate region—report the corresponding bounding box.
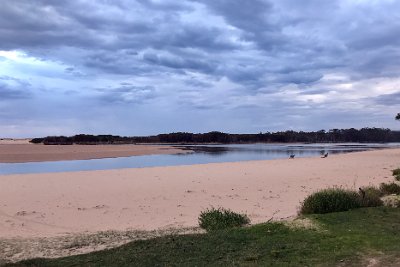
[30,128,400,145]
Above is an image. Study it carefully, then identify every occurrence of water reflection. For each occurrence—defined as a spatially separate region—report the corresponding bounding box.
[0,143,398,175]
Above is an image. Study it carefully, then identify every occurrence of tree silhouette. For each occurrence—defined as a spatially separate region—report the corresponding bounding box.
[396,113,400,120]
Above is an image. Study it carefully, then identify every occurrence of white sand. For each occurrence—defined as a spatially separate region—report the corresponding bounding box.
[0,148,399,239]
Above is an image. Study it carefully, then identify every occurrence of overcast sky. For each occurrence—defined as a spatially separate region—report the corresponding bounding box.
[1,0,399,137]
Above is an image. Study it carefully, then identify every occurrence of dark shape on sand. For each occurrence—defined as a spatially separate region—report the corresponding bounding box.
[321,153,328,158]
[289,154,295,159]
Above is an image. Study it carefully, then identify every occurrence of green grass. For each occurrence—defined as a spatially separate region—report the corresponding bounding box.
[7,207,400,267]
[198,207,250,231]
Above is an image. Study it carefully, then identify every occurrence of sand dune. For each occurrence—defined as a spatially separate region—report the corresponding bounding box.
[0,148,399,239]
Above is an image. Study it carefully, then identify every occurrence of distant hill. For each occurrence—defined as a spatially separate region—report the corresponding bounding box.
[30,128,400,145]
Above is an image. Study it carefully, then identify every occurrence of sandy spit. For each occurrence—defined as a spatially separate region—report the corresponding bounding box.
[0,143,185,163]
[0,148,399,240]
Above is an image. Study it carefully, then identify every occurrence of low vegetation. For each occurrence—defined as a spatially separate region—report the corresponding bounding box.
[198,207,250,231]
[8,207,400,267]
[299,188,362,214]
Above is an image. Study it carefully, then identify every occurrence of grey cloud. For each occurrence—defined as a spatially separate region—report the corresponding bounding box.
[198,0,273,33]
[0,76,32,99]
[143,52,216,74]
[374,92,400,106]
[136,0,193,11]
[153,25,239,51]
[274,71,323,85]
[96,85,157,104]
[184,78,213,88]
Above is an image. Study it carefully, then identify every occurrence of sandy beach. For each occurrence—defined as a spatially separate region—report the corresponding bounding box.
[0,143,185,163]
[0,148,399,240]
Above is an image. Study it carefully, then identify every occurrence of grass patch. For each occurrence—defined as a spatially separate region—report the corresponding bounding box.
[198,207,250,231]
[299,188,361,214]
[379,182,400,195]
[7,207,400,267]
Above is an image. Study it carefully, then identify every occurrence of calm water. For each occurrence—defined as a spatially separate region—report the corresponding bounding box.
[0,143,399,175]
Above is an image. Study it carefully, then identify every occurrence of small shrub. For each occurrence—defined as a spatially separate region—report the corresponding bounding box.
[379,182,400,195]
[392,168,400,181]
[198,207,250,231]
[359,186,383,207]
[300,188,361,215]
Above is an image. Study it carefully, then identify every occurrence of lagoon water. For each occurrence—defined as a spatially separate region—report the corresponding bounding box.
[0,143,399,175]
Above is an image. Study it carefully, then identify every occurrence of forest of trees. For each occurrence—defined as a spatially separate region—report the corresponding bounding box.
[30,128,400,145]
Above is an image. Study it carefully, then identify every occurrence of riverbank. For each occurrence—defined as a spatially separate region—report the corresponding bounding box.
[0,143,185,163]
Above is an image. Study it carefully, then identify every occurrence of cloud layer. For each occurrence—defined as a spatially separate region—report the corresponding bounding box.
[1,0,399,137]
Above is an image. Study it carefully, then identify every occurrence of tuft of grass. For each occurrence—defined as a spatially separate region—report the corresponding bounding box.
[198,207,250,231]
[393,168,400,181]
[379,182,400,195]
[300,188,361,215]
[359,186,383,207]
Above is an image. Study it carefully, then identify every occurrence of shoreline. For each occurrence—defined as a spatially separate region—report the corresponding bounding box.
[0,148,399,239]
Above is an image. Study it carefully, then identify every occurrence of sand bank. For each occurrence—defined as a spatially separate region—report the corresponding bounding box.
[0,148,399,240]
[0,143,185,163]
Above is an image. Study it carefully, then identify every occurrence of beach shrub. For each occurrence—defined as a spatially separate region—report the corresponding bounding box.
[358,186,383,207]
[199,207,250,231]
[379,182,400,195]
[300,188,361,214]
[392,168,400,181]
